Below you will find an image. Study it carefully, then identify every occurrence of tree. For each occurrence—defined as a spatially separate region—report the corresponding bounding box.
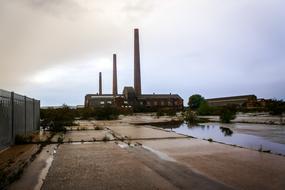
[188,94,205,110]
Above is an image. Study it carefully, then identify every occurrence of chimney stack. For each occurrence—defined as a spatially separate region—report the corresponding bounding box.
[99,72,102,95]
[113,54,118,96]
[134,28,142,95]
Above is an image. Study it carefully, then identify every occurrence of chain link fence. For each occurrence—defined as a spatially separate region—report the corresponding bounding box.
[0,89,40,150]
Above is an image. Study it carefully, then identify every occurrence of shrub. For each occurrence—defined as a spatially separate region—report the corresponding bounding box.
[184,110,198,124]
[220,107,236,123]
[94,106,119,120]
[156,108,177,117]
[165,108,177,116]
[94,126,104,130]
[197,102,212,115]
[266,99,285,115]
[156,109,164,117]
[41,104,75,131]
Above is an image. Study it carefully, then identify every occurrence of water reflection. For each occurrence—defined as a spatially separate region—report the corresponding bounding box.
[220,127,233,136]
[154,122,285,155]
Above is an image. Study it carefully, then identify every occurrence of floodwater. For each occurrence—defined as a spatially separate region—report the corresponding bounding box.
[154,122,285,155]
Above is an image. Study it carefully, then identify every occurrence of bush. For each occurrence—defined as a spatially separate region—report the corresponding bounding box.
[41,104,75,131]
[197,102,213,115]
[94,106,119,120]
[165,108,177,116]
[266,99,285,115]
[220,107,236,123]
[184,110,198,124]
[156,108,177,117]
[156,109,164,117]
[94,126,104,130]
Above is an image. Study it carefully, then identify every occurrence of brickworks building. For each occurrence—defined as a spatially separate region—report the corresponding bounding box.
[85,29,183,111]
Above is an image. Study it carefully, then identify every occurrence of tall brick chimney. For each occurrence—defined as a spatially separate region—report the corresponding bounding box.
[134,28,142,95]
[113,54,118,96]
[99,72,102,95]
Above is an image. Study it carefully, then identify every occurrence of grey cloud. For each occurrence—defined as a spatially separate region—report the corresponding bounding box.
[0,0,284,105]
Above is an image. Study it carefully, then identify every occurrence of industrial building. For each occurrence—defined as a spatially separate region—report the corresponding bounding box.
[85,29,183,111]
[206,95,258,108]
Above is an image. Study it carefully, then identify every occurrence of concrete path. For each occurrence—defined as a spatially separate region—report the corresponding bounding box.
[41,143,231,190]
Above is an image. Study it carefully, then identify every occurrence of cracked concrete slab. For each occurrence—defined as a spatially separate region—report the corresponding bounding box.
[134,138,285,190]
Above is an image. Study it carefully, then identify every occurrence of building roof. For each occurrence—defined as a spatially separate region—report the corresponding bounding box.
[138,94,182,99]
[123,86,136,94]
[86,94,123,98]
[206,95,256,101]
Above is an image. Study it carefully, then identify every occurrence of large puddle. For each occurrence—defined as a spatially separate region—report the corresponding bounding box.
[154,122,285,155]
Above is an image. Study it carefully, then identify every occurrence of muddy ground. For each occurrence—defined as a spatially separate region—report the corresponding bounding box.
[5,114,285,190]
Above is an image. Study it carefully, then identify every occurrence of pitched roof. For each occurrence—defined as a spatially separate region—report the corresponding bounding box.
[138,94,182,99]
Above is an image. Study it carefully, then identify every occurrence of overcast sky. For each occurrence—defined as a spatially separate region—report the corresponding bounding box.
[1,0,285,106]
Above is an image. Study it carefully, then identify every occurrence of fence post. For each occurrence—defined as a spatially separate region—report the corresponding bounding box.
[11,92,14,143]
[24,96,27,136]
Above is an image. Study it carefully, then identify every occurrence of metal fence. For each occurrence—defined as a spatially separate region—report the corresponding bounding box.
[0,89,40,149]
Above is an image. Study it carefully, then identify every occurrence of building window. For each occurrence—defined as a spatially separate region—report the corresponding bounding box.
[147,101,151,106]
[168,101,172,106]
[107,101,112,104]
[140,102,143,105]
[161,101,164,106]
[100,101,105,105]
[154,101,158,106]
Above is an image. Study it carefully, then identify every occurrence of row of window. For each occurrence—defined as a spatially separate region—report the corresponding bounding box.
[141,100,179,106]
[89,99,181,107]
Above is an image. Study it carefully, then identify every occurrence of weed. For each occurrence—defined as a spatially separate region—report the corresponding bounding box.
[57,136,64,144]
[103,135,110,142]
[95,126,104,130]
[208,138,213,142]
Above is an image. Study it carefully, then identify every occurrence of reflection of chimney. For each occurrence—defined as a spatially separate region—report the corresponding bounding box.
[134,28,142,95]
[99,72,102,95]
[113,54,118,96]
